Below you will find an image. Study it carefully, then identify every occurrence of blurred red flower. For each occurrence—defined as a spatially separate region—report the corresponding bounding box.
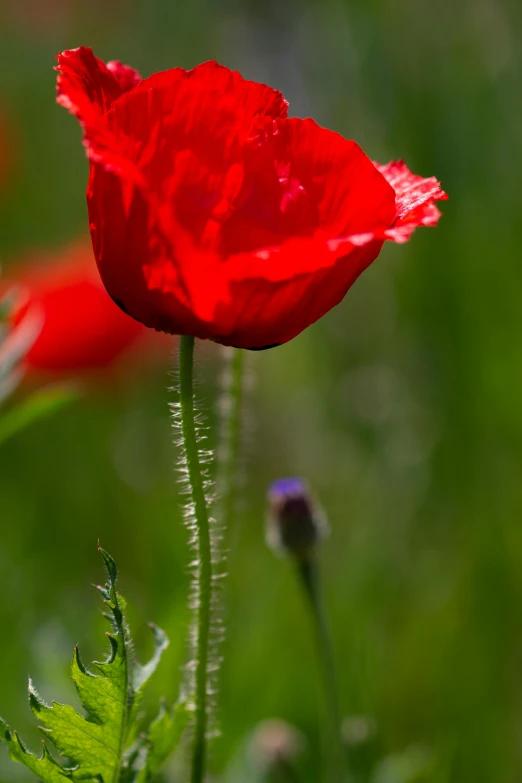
[56,47,447,350]
[5,244,151,374]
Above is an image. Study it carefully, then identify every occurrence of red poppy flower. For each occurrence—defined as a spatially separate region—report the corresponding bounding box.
[5,244,149,374]
[56,47,447,350]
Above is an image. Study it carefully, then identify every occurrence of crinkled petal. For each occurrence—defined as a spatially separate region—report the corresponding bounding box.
[218,117,396,256]
[128,60,288,121]
[377,160,447,243]
[104,61,288,181]
[88,62,290,244]
[56,46,141,123]
[56,47,143,173]
[106,60,142,93]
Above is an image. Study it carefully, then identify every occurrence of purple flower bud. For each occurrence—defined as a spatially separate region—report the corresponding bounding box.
[266,477,328,559]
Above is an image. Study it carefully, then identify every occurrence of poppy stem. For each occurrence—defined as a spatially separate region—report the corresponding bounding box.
[297,557,344,783]
[179,335,212,783]
[217,347,245,535]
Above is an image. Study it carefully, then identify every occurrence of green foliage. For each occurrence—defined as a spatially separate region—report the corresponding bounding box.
[0,385,80,446]
[0,548,188,783]
[146,700,189,778]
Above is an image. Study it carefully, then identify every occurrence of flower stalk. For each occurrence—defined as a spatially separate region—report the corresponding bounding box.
[178,335,212,783]
[297,557,344,783]
[266,478,345,783]
[217,347,245,535]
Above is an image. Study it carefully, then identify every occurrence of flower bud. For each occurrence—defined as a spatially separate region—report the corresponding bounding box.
[250,718,305,771]
[266,477,328,559]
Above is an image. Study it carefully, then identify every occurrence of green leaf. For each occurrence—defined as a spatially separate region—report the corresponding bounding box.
[0,719,72,783]
[120,745,149,783]
[0,385,80,446]
[0,547,178,783]
[133,624,169,693]
[146,699,190,778]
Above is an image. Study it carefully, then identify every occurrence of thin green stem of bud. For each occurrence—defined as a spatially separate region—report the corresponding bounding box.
[217,347,245,534]
[298,557,345,783]
[276,759,302,783]
[179,335,212,783]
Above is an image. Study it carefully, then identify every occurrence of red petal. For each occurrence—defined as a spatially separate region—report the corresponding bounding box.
[57,53,287,177]
[104,61,288,179]
[56,46,141,124]
[128,60,288,121]
[213,236,385,348]
[219,117,396,256]
[86,105,397,344]
[89,165,387,347]
[88,61,290,239]
[376,160,447,243]
[88,164,220,338]
[106,60,142,93]
[7,244,145,372]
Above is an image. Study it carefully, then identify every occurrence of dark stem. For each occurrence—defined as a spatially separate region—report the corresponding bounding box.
[275,758,302,783]
[298,557,344,783]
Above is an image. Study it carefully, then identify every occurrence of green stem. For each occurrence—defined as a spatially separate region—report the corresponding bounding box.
[298,558,344,783]
[217,347,245,535]
[275,759,302,783]
[179,335,212,783]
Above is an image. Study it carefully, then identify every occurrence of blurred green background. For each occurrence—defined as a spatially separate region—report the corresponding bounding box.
[1,0,521,781]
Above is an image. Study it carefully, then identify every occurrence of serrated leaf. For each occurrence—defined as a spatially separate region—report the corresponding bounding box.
[0,718,72,783]
[133,624,169,692]
[29,678,121,782]
[146,699,190,778]
[0,548,172,783]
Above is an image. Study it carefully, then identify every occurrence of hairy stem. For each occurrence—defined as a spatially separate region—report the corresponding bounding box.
[179,335,212,783]
[298,558,344,783]
[217,347,245,534]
